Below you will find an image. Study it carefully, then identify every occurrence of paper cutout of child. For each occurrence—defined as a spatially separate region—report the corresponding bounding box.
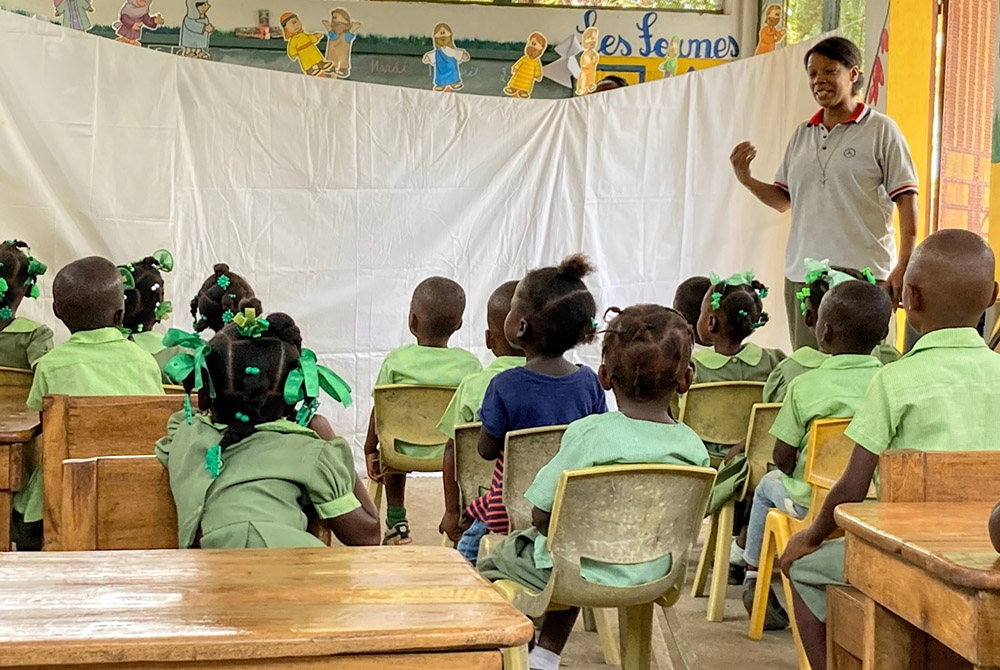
[180,0,214,60]
[114,0,163,46]
[322,8,361,79]
[755,3,785,55]
[54,0,94,32]
[281,12,334,77]
[659,36,680,78]
[575,27,600,96]
[504,32,547,99]
[422,23,471,92]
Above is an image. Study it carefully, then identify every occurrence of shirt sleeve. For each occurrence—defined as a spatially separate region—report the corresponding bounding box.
[763,366,786,403]
[25,367,48,412]
[306,439,362,519]
[154,410,187,467]
[525,421,589,513]
[374,353,395,388]
[26,325,54,367]
[436,384,465,441]
[844,372,896,455]
[774,129,797,193]
[879,117,919,199]
[478,376,509,438]
[769,382,806,447]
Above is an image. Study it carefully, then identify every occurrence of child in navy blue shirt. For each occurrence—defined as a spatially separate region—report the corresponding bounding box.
[458,254,607,564]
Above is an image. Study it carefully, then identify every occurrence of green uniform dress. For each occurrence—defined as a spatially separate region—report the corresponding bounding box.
[13,327,164,524]
[789,328,1000,621]
[155,411,361,549]
[375,343,483,459]
[0,317,54,369]
[130,330,186,385]
[692,343,787,385]
[478,411,710,591]
[436,355,525,440]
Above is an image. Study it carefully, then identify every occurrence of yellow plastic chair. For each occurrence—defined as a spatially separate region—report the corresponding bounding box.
[162,384,187,395]
[368,384,457,509]
[0,366,33,388]
[454,422,494,515]
[747,418,853,670]
[681,381,765,622]
[494,464,717,670]
[742,403,783,502]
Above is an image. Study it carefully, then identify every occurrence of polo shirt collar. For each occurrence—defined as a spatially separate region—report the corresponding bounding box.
[695,342,762,370]
[1,317,42,334]
[486,355,526,374]
[197,414,320,438]
[906,328,987,357]
[67,326,127,345]
[806,103,869,127]
[790,346,828,368]
[817,353,882,371]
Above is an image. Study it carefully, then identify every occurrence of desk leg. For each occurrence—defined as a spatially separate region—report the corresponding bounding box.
[0,493,10,552]
[862,601,926,670]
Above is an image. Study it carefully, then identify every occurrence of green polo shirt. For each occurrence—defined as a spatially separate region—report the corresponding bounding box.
[763,347,828,403]
[437,356,525,440]
[0,317,54,370]
[770,355,882,508]
[155,411,360,549]
[524,411,710,587]
[871,342,902,365]
[846,328,1000,456]
[692,342,786,384]
[130,330,187,384]
[375,343,482,387]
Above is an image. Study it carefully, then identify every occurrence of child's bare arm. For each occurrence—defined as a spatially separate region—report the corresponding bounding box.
[363,408,382,482]
[325,477,380,546]
[439,440,469,541]
[532,506,552,535]
[478,426,504,460]
[990,501,1000,554]
[772,438,798,475]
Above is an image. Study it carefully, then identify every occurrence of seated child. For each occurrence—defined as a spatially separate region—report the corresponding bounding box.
[763,259,900,402]
[119,250,183,383]
[743,280,891,630]
[478,304,710,670]
[672,275,711,347]
[12,256,164,550]
[458,254,607,564]
[190,263,256,334]
[438,280,524,542]
[781,230,1000,670]
[0,240,52,369]
[364,276,482,545]
[157,300,380,549]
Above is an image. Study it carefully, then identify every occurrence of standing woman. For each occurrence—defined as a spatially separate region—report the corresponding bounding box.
[730,37,919,350]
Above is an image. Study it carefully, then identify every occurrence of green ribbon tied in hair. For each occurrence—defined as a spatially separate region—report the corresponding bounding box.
[162,329,215,403]
[151,249,174,272]
[0,307,12,321]
[232,308,269,338]
[155,301,173,322]
[862,267,877,284]
[709,270,757,288]
[0,278,7,302]
[284,348,353,426]
[795,287,812,316]
[205,444,224,479]
[118,267,136,291]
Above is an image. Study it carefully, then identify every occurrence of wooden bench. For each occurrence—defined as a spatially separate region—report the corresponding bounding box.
[41,394,183,550]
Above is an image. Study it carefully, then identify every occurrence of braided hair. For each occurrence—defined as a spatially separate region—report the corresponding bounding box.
[0,241,35,322]
[190,263,255,334]
[602,304,693,402]
[800,265,872,326]
[518,253,599,356]
[707,279,769,341]
[205,298,303,450]
[122,256,167,334]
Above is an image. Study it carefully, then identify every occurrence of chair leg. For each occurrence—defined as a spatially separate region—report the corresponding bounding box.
[593,608,621,666]
[618,602,654,670]
[656,606,698,670]
[366,478,383,512]
[501,644,530,670]
[748,513,781,640]
[583,607,597,632]
[440,533,454,548]
[690,511,718,598]
[706,500,735,622]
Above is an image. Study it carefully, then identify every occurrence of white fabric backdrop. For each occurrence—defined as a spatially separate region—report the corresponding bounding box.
[0,10,817,458]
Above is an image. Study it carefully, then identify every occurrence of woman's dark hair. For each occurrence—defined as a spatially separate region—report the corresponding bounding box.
[206,298,303,450]
[519,254,598,356]
[190,263,255,334]
[709,279,769,341]
[602,304,693,402]
[122,256,166,334]
[0,241,32,319]
[804,36,865,96]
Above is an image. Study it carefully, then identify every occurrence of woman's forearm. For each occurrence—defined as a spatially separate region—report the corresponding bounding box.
[742,177,792,213]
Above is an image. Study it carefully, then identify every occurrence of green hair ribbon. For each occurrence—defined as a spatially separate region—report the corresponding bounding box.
[803,258,831,285]
[709,270,757,288]
[862,267,876,284]
[589,316,599,329]
[23,243,47,299]
[283,348,353,426]
[205,444,224,479]
[232,308,269,338]
[118,267,136,291]
[795,287,812,316]
[217,274,231,290]
[221,309,235,324]
[155,301,173,322]
[152,249,174,272]
[28,285,40,300]
[0,278,8,302]
[162,329,215,424]
[710,291,722,310]
[0,307,12,321]
[752,312,769,330]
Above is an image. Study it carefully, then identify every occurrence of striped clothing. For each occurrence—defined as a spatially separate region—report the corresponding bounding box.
[507,56,542,94]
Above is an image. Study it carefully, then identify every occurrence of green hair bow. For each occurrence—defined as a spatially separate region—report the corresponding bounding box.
[232,308,269,338]
[803,258,831,285]
[118,267,136,291]
[709,270,756,288]
[151,249,174,272]
[162,329,214,398]
[284,348,353,426]
[155,300,173,322]
[0,278,7,302]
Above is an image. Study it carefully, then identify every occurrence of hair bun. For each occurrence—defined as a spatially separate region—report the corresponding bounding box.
[265,312,303,349]
[213,263,230,274]
[558,253,596,281]
[238,297,263,313]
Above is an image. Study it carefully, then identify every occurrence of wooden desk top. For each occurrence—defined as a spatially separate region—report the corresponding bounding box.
[0,546,534,667]
[836,502,1000,591]
[0,390,39,444]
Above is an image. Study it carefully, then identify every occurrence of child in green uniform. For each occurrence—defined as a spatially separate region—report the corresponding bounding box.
[157,300,379,549]
[119,250,183,384]
[780,230,1000,670]
[438,280,524,542]
[763,259,900,403]
[479,304,709,670]
[0,240,51,369]
[742,280,891,630]
[364,276,482,545]
[189,263,256,334]
[672,275,711,347]
[13,256,164,550]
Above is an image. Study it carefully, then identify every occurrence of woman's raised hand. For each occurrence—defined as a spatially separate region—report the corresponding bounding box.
[730,141,758,185]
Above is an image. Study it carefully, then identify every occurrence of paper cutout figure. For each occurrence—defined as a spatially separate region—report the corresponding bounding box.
[422,23,470,92]
[281,12,334,77]
[659,36,680,78]
[542,34,582,89]
[54,0,94,32]
[113,0,163,46]
[575,26,599,96]
[504,32,547,99]
[321,8,361,79]
[754,3,785,55]
[180,0,214,59]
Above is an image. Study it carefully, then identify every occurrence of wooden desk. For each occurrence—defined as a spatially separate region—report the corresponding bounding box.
[837,502,1000,669]
[0,546,534,669]
[0,389,40,551]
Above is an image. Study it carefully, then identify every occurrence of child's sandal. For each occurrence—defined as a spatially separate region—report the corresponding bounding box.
[382,521,412,546]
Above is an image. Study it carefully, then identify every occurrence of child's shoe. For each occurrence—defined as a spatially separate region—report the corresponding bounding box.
[742,578,789,630]
[383,521,412,546]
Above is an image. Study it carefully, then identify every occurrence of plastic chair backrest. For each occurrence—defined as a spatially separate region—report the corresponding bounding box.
[163,384,188,395]
[547,464,716,609]
[741,402,782,498]
[373,384,457,473]
[0,366,33,388]
[454,422,494,511]
[679,382,766,445]
[803,418,853,512]
[502,425,567,532]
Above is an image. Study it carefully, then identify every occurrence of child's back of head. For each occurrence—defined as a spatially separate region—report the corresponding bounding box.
[120,251,173,335]
[510,253,598,357]
[673,276,711,343]
[409,276,466,344]
[53,256,125,332]
[602,304,693,404]
[486,280,520,357]
[191,264,255,334]
[698,272,769,346]
[0,240,46,323]
[816,281,893,355]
